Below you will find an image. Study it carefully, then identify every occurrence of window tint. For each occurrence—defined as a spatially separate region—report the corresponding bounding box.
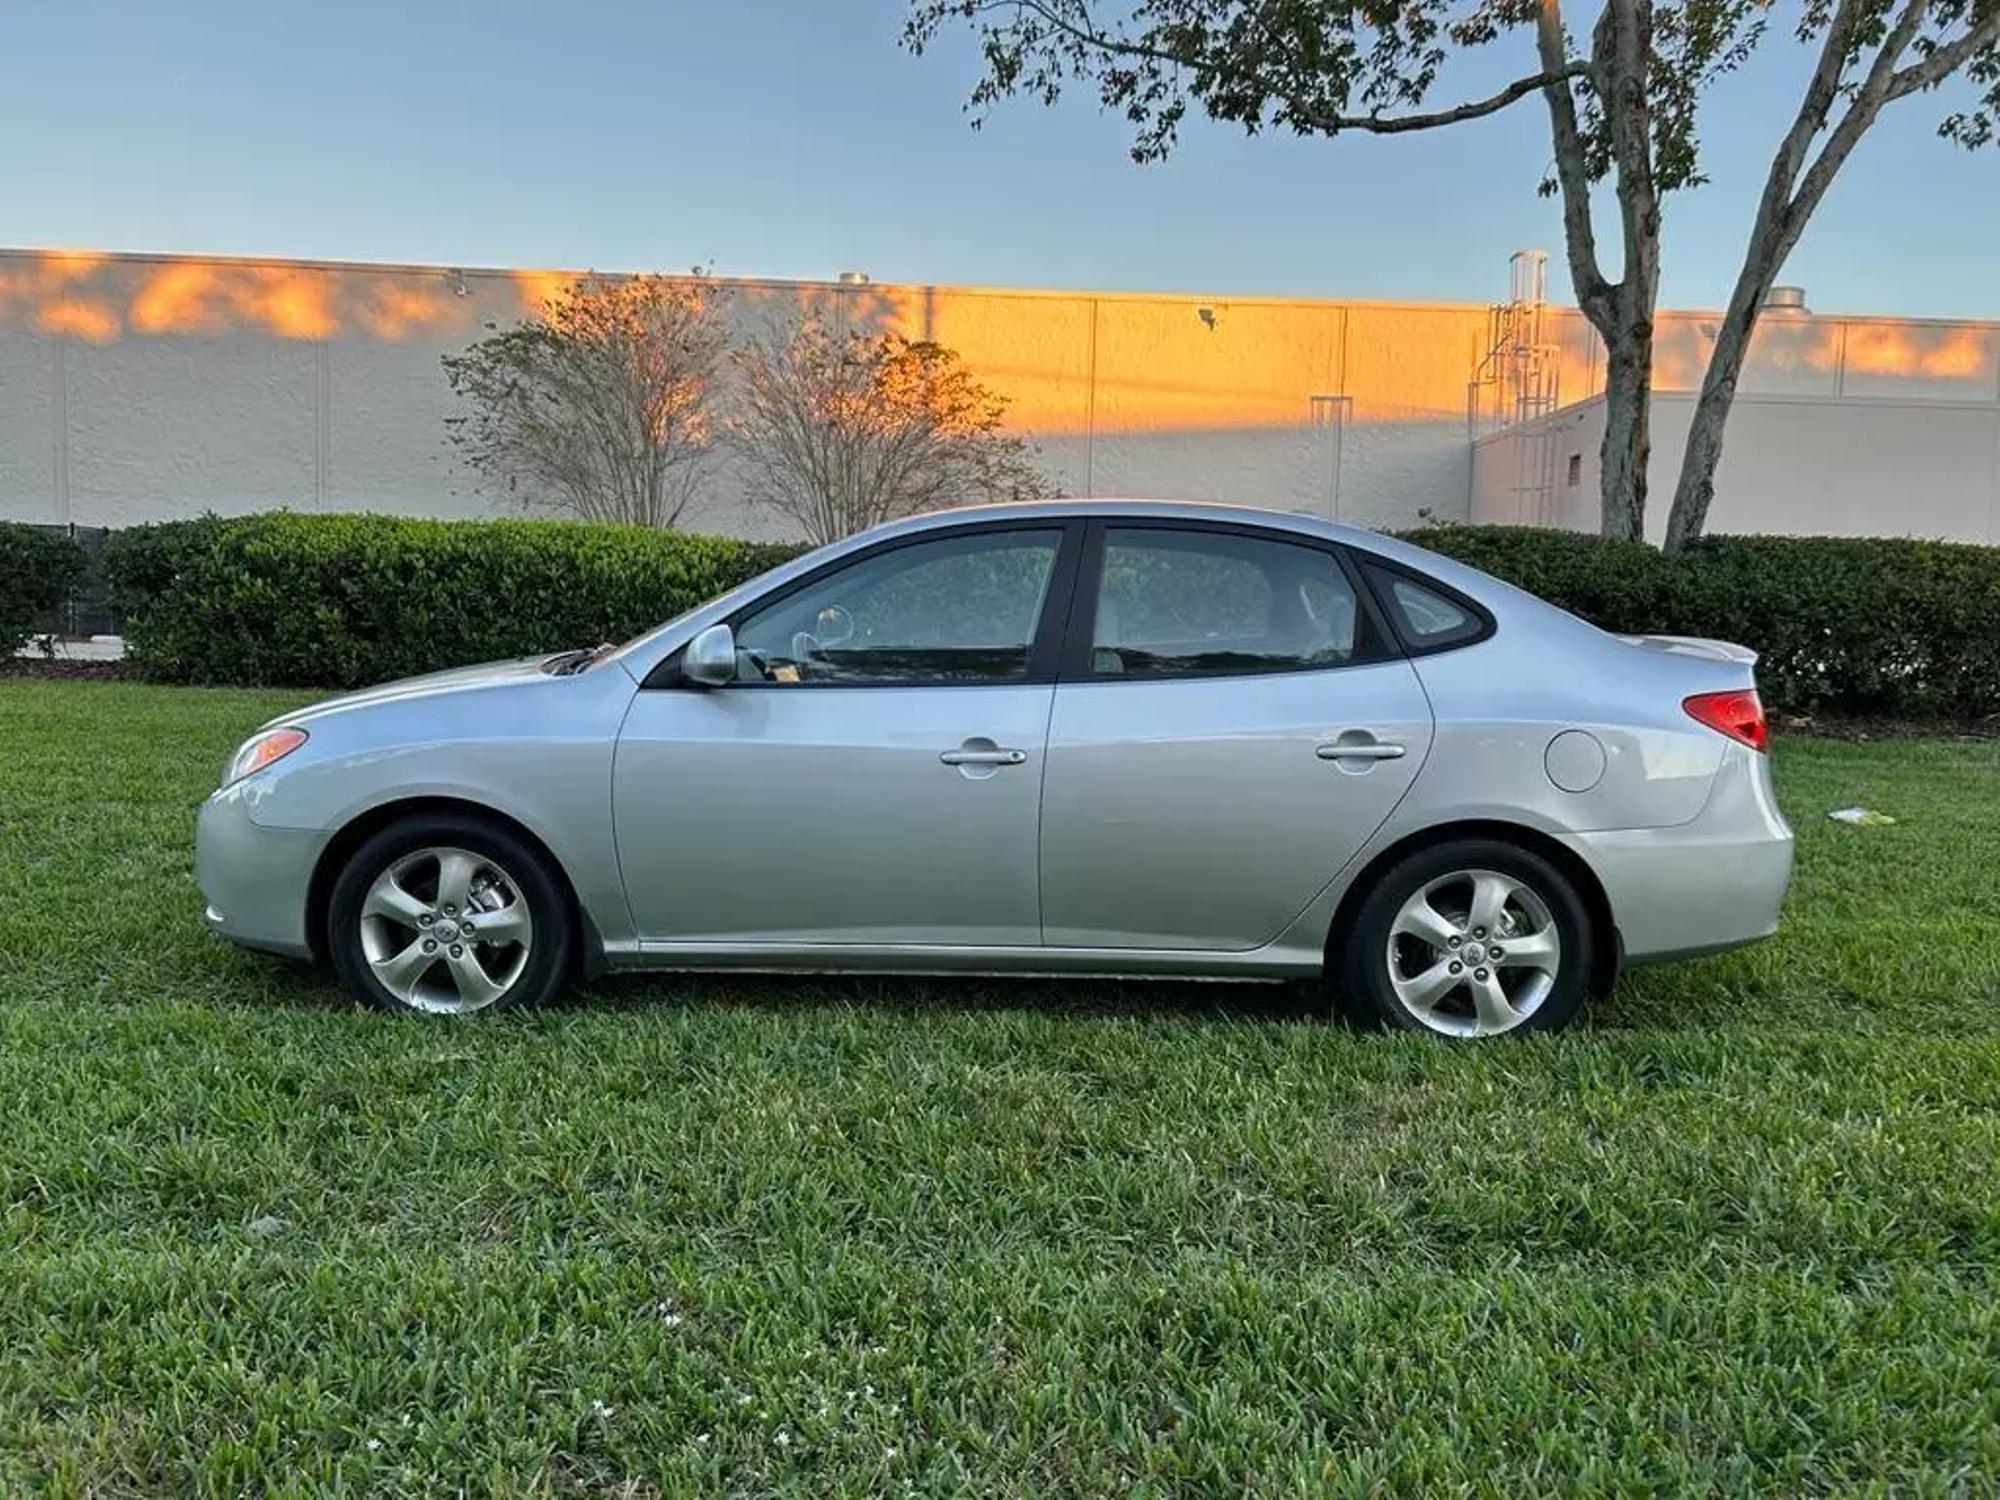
[1088,529,1362,678]
[732,529,1062,685]
[1366,564,1486,650]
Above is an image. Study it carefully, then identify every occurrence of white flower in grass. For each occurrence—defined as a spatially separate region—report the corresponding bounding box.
[775,1429,791,1447]
[591,1399,616,1420]
[365,1439,381,1453]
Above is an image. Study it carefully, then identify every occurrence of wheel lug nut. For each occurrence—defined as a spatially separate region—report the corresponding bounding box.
[1473,927,1486,938]
[1490,946,1504,959]
[419,911,433,926]
[422,938,437,952]
[1447,934,1461,948]
[1474,968,1489,981]
[449,944,463,959]
[442,904,456,916]
[1449,961,1462,974]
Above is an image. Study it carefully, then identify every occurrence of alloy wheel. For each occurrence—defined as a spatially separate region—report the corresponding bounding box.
[357,846,534,1014]
[1384,868,1562,1037]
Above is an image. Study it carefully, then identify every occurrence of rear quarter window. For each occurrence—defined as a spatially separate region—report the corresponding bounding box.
[1363,562,1491,653]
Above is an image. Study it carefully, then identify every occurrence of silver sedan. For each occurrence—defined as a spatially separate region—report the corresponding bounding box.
[197,500,1794,1037]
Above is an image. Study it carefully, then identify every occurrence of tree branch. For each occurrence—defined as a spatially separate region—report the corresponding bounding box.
[984,0,1588,136]
[1602,0,1661,312]
[1888,11,2000,99]
[1535,0,1611,316]
[1785,0,1933,243]
[1772,0,1870,191]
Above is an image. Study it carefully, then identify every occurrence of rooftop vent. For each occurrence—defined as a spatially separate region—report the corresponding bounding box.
[837,270,871,286]
[1764,285,1808,315]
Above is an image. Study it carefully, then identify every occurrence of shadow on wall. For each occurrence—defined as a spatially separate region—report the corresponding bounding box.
[0,248,1493,531]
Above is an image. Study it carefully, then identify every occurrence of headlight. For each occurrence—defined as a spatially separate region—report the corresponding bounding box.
[223,727,308,787]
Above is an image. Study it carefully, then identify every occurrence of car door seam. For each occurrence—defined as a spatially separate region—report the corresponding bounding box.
[603,680,647,944]
[1032,683,1058,945]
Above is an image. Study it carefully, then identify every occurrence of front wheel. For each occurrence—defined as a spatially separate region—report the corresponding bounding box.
[1338,838,1593,1038]
[327,813,575,1016]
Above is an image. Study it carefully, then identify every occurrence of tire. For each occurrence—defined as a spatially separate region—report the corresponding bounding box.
[327,812,576,1016]
[1336,837,1594,1039]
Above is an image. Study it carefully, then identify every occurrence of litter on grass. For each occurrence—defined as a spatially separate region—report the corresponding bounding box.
[1829,806,1897,826]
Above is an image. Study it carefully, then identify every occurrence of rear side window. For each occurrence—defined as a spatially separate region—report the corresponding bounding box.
[1087,528,1367,679]
[1364,563,1489,652]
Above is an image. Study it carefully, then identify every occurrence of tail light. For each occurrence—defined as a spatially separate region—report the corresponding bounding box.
[1683,688,1768,753]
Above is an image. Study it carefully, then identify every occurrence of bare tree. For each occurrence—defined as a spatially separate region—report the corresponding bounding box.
[907,1,2000,544]
[730,316,1053,544]
[443,273,729,528]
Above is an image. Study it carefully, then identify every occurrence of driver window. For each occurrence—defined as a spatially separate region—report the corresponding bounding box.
[731,529,1064,685]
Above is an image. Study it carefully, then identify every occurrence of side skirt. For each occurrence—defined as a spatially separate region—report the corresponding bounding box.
[600,939,1321,982]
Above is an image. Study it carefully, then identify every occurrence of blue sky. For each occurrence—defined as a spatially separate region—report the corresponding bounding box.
[2,0,1995,317]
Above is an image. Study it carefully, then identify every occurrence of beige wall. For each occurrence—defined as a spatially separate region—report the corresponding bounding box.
[0,248,1492,537]
[1473,389,2000,544]
[11,247,1996,544]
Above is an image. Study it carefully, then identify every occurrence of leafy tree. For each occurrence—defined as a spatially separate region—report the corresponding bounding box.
[730,316,1053,544]
[442,274,729,528]
[905,1,2000,544]
[1665,0,2000,548]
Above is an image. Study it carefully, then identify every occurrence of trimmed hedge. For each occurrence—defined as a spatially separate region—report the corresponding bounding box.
[1402,526,2000,719]
[101,511,2000,718]
[0,522,88,654]
[106,513,804,688]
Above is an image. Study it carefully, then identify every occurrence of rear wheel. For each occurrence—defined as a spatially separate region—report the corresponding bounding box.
[327,814,574,1016]
[1338,838,1592,1038]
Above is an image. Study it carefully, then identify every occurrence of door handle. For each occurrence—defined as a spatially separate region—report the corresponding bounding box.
[940,747,1027,766]
[1317,739,1406,761]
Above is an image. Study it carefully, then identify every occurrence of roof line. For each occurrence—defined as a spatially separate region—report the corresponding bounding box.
[2,244,1996,330]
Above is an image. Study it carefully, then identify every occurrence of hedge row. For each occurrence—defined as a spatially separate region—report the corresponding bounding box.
[1403,526,2000,719]
[105,513,803,688]
[100,511,2000,718]
[0,522,88,654]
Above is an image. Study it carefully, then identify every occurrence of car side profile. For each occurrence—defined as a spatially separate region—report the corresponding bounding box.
[197,500,1794,1037]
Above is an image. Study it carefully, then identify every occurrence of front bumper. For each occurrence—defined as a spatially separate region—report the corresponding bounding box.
[195,785,328,960]
[1571,745,1795,964]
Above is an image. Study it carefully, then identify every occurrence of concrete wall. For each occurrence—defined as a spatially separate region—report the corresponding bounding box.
[1474,393,2000,544]
[1473,311,2000,543]
[0,248,1493,538]
[13,248,1996,544]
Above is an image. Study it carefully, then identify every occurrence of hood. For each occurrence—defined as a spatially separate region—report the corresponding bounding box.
[262,654,563,730]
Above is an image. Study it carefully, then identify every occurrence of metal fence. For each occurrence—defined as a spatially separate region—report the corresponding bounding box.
[22,523,117,637]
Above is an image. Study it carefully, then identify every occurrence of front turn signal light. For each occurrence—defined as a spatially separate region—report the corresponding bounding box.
[223,726,308,787]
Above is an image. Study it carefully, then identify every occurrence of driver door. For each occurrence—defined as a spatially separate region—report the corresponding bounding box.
[613,523,1080,949]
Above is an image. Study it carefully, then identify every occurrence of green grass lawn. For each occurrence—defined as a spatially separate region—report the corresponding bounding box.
[1,678,1995,1496]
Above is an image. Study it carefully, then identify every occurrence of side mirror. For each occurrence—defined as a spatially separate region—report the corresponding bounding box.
[680,623,737,687]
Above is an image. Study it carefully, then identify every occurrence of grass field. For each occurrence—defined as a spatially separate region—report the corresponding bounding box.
[1,677,1996,1496]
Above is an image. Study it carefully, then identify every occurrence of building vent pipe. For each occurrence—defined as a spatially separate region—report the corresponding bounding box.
[1764,285,1808,314]
[1508,249,1548,307]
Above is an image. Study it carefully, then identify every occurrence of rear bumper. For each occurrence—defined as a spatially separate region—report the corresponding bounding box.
[1572,745,1794,964]
[195,785,326,961]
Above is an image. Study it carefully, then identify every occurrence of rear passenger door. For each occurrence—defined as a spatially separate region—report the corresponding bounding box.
[1038,522,1434,952]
